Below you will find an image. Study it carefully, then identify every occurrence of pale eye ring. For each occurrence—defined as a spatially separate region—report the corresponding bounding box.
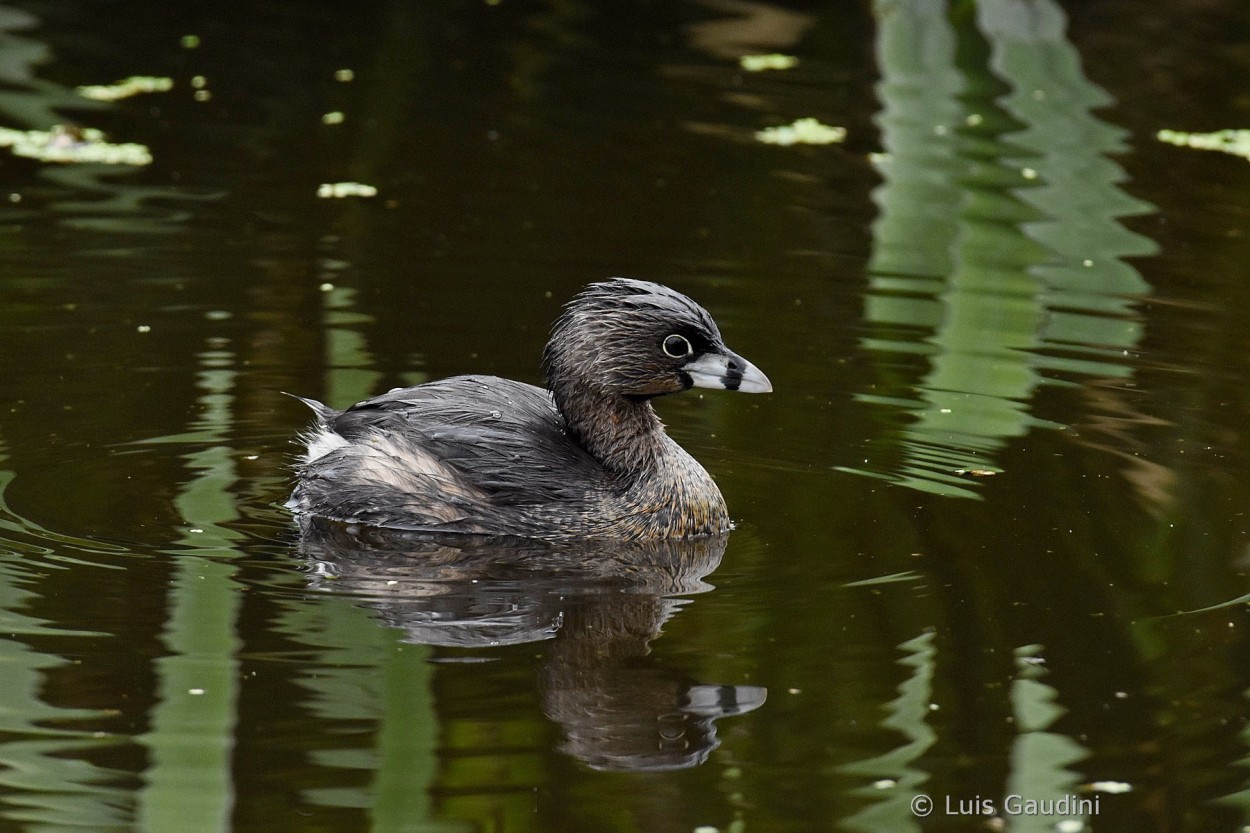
[662,334,693,359]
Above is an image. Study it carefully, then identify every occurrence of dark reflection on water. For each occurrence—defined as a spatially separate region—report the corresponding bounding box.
[2,0,1250,831]
[298,521,765,772]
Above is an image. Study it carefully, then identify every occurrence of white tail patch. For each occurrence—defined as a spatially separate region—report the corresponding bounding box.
[301,426,482,521]
[302,426,351,464]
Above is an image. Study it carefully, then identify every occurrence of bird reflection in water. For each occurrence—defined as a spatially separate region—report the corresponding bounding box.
[296,519,766,771]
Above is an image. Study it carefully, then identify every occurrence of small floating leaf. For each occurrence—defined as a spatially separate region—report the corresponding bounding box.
[317,182,378,199]
[739,53,798,72]
[1157,128,1250,161]
[755,117,846,146]
[77,76,173,101]
[0,125,152,165]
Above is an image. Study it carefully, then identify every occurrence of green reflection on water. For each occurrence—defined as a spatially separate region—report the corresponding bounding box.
[852,0,1156,498]
[0,462,129,830]
[1005,644,1089,832]
[0,7,99,130]
[324,285,383,409]
[1217,685,1250,829]
[837,629,936,833]
[138,347,242,833]
[274,600,461,831]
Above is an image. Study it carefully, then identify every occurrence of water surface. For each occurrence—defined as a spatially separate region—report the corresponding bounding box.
[2,1,1250,831]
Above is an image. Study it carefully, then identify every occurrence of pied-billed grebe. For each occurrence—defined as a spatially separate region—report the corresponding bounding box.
[289,278,771,540]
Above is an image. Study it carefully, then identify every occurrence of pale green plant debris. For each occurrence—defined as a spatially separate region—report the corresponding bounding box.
[317,182,378,198]
[0,125,152,165]
[321,111,345,125]
[842,570,922,588]
[739,53,798,72]
[77,76,174,101]
[1157,128,1250,160]
[755,117,846,146]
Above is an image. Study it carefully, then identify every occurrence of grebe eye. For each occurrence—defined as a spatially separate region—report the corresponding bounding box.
[662,334,692,358]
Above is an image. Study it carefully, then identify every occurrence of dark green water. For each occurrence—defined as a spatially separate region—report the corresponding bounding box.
[3,1,1250,830]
